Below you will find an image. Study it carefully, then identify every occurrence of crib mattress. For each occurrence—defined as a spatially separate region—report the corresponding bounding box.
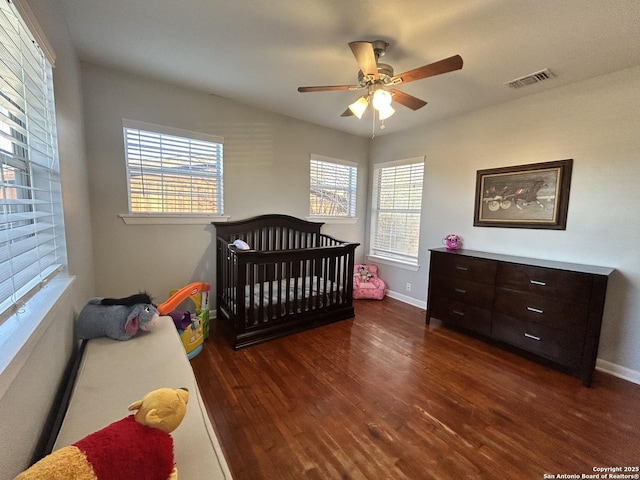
[224,276,343,320]
[246,275,339,306]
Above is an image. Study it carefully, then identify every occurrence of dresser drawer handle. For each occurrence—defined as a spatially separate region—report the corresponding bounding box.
[524,333,541,341]
[530,280,546,286]
[455,266,468,271]
[454,288,467,294]
[453,310,465,316]
[527,306,544,314]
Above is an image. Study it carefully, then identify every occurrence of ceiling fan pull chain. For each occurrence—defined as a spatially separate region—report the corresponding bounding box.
[371,110,376,139]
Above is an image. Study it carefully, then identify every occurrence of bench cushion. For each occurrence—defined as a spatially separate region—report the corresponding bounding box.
[54,316,232,479]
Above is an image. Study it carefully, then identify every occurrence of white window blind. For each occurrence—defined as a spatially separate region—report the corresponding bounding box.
[123,120,224,215]
[0,0,66,320]
[370,158,424,265]
[309,154,357,217]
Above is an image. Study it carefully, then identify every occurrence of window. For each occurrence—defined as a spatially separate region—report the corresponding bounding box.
[0,1,66,321]
[370,157,425,266]
[123,120,224,215]
[309,154,357,217]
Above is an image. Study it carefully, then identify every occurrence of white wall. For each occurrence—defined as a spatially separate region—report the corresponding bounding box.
[371,66,640,379]
[0,1,95,477]
[80,63,370,304]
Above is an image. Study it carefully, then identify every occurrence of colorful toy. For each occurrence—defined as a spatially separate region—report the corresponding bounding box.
[158,282,211,359]
[76,293,160,341]
[14,387,189,480]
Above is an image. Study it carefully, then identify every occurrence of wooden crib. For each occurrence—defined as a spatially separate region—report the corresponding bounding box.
[213,214,359,349]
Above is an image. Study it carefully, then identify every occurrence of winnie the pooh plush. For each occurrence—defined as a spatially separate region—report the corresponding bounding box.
[14,387,189,480]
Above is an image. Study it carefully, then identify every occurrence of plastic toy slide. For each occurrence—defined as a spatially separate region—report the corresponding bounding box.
[158,282,211,315]
[158,282,211,359]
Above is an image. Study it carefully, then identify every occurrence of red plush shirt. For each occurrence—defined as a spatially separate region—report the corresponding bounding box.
[73,415,174,480]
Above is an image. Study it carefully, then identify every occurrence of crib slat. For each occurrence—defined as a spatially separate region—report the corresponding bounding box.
[299,259,306,312]
[323,256,330,306]
[316,257,322,310]
[263,264,268,320]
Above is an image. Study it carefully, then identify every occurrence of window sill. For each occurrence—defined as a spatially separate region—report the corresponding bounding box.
[119,213,230,225]
[305,216,359,225]
[367,255,420,272]
[0,275,75,400]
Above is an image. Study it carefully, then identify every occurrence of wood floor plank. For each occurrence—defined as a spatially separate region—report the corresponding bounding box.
[191,297,640,480]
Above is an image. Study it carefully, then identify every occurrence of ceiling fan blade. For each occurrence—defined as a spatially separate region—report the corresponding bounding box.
[390,89,427,110]
[349,41,379,80]
[392,54,463,84]
[340,107,354,117]
[298,85,360,92]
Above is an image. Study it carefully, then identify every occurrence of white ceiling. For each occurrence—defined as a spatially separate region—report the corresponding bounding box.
[54,0,640,138]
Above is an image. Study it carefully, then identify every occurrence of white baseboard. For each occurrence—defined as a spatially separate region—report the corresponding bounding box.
[596,359,640,385]
[384,290,427,310]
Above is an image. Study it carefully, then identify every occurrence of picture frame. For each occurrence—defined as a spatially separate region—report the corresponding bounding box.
[473,159,573,229]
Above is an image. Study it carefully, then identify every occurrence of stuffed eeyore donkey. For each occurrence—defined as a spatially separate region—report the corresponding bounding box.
[76,292,160,341]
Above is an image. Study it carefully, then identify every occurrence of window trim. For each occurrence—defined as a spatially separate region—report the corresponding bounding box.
[12,0,56,65]
[121,119,225,222]
[0,275,74,398]
[304,215,358,225]
[369,156,425,268]
[122,119,224,145]
[118,213,230,225]
[309,154,358,219]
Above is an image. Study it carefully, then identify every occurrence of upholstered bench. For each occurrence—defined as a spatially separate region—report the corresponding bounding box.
[52,315,233,479]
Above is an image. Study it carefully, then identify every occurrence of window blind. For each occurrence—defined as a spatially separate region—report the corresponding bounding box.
[0,0,66,320]
[309,155,357,217]
[123,120,224,215]
[370,159,424,264]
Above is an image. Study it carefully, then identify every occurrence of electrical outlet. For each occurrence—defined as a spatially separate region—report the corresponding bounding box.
[405,282,412,292]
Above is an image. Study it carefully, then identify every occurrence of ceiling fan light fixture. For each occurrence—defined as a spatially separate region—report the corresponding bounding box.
[348,96,369,119]
[377,103,395,120]
[371,88,392,110]
[298,42,464,128]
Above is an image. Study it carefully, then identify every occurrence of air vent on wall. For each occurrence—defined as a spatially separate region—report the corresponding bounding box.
[504,68,555,89]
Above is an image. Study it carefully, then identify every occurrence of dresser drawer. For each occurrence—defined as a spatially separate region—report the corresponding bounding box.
[431,252,497,285]
[492,313,585,369]
[496,263,592,304]
[432,274,495,309]
[494,288,588,331]
[430,297,492,336]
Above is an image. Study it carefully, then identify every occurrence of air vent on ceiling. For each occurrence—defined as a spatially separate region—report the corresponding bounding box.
[504,68,555,89]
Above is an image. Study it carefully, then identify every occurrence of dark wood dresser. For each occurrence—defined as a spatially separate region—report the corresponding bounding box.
[426,248,613,386]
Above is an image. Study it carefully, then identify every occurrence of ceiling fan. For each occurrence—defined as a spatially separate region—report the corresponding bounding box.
[298,40,463,124]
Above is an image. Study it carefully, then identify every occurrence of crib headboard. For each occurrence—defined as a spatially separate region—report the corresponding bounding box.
[213,214,325,251]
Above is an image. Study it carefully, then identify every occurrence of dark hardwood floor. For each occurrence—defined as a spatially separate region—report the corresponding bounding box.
[191,297,640,480]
